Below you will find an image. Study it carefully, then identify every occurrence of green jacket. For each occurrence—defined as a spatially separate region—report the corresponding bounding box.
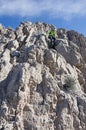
[47,30,56,37]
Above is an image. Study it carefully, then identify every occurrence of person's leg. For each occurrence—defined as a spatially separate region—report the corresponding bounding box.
[52,36,56,49]
[48,35,52,41]
[48,36,53,48]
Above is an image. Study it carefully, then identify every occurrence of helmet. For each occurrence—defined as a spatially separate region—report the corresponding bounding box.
[51,25,55,30]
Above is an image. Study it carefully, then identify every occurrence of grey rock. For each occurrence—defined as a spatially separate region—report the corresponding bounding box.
[0,22,86,130]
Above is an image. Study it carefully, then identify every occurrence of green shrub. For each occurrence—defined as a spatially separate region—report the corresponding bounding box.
[63,75,77,90]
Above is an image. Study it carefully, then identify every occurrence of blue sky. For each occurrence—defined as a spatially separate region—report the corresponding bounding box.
[0,0,86,36]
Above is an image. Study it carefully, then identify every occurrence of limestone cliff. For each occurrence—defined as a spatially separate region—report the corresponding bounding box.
[0,22,86,130]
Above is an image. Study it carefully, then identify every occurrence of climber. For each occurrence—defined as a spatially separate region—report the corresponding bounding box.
[47,29,56,49]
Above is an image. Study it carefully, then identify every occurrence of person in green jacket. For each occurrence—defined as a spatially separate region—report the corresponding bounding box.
[47,29,56,48]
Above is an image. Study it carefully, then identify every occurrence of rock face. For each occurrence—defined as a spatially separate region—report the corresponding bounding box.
[0,22,86,130]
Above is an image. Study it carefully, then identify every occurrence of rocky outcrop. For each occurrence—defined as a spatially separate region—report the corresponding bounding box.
[0,22,86,130]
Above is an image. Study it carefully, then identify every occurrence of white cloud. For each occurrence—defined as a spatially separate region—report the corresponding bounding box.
[0,0,86,20]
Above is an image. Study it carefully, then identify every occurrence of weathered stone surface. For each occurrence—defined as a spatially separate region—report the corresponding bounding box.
[0,22,86,130]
